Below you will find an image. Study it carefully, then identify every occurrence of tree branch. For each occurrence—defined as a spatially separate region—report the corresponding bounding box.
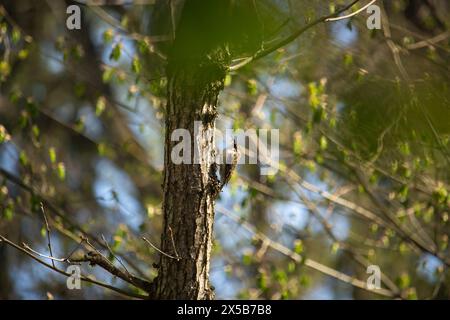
[0,235,149,299]
[230,0,364,71]
[216,206,396,298]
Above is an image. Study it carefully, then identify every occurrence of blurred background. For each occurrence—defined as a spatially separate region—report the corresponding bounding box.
[0,0,449,299]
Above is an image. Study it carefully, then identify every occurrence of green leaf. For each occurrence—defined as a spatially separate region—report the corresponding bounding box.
[12,28,21,44]
[299,274,310,287]
[102,67,114,83]
[75,116,85,132]
[0,125,10,143]
[399,242,409,255]
[343,53,353,67]
[18,49,29,60]
[398,185,409,202]
[137,38,152,55]
[9,88,22,103]
[396,273,411,289]
[294,239,303,254]
[121,16,129,28]
[242,251,252,266]
[308,82,320,109]
[406,288,418,300]
[4,201,14,221]
[329,3,336,14]
[0,60,11,79]
[131,56,141,74]
[319,136,328,151]
[32,125,40,138]
[19,151,29,166]
[224,265,233,276]
[274,269,288,285]
[48,147,57,164]
[247,79,258,96]
[71,44,84,60]
[97,143,106,156]
[288,262,296,273]
[398,142,411,156]
[293,132,303,157]
[96,96,106,116]
[423,207,434,223]
[305,160,316,173]
[433,184,448,204]
[266,174,276,184]
[257,272,268,290]
[224,74,232,87]
[370,223,379,233]
[331,242,340,254]
[57,162,66,181]
[110,43,122,61]
[103,29,114,43]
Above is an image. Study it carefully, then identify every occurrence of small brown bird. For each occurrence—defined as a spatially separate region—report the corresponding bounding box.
[220,139,240,189]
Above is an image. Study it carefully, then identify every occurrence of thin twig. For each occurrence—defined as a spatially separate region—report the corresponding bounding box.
[22,243,67,262]
[142,236,179,260]
[216,206,395,298]
[70,250,152,292]
[168,226,180,260]
[40,203,55,267]
[230,0,363,71]
[0,167,148,278]
[0,235,148,299]
[64,237,87,263]
[101,234,131,277]
[326,0,377,22]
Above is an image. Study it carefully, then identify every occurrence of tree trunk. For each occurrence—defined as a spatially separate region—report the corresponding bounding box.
[0,243,11,299]
[152,59,227,299]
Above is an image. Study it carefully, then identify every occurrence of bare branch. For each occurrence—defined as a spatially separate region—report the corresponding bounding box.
[326,0,377,22]
[0,235,149,299]
[230,0,364,71]
[216,206,396,298]
[142,236,180,261]
[40,203,55,267]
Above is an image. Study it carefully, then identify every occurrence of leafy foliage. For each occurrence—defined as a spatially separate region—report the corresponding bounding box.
[0,0,449,300]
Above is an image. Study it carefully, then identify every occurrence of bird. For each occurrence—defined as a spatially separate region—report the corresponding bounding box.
[219,138,240,189]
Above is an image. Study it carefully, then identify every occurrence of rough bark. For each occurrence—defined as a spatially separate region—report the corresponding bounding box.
[150,0,255,300]
[152,58,227,299]
[0,243,11,299]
